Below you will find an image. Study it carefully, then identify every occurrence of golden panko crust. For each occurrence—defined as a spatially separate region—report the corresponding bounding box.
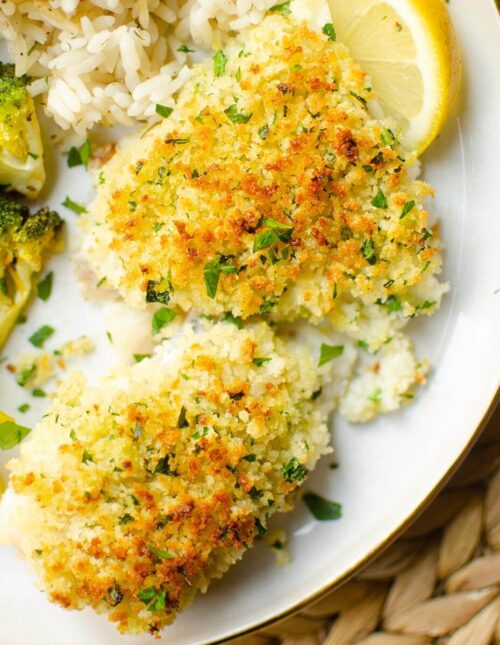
[84,15,443,323]
[7,322,330,635]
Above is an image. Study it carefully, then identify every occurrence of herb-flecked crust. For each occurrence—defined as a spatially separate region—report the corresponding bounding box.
[84,15,444,323]
[7,322,331,635]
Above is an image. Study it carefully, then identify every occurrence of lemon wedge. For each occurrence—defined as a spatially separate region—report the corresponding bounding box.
[327,0,461,152]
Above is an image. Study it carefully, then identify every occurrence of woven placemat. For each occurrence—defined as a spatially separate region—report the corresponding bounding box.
[232,403,500,645]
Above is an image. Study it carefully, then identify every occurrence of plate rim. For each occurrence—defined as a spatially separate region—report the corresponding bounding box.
[216,387,500,644]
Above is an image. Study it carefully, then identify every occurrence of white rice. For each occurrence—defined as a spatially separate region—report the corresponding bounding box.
[0,0,276,137]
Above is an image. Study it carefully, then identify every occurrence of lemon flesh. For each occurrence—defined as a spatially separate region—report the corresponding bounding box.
[328,0,461,152]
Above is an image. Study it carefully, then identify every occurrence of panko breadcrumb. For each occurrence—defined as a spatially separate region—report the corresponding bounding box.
[82,14,446,327]
[10,335,94,389]
[4,321,331,635]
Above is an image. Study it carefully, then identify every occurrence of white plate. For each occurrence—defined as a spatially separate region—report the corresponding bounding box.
[0,1,499,643]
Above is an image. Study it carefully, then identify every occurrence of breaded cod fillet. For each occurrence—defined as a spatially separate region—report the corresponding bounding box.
[2,321,332,635]
[82,14,446,325]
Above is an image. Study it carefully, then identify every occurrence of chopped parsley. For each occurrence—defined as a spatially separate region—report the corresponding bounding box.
[164,138,190,145]
[252,357,271,367]
[311,388,322,401]
[381,128,395,146]
[378,294,402,313]
[253,218,293,251]
[138,586,167,611]
[82,450,94,464]
[133,353,151,363]
[255,518,267,536]
[322,22,336,41]
[67,139,91,168]
[0,421,31,450]
[258,124,269,140]
[36,272,53,301]
[350,90,367,106]
[361,238,376,265]
[118,513,134,526]
[156,104,173,118]
[282,457,307,483]
[253,230,281,252]
[177,44,194,53]
[154,454,179,476]
[263,217,293,232]
[147,545,175,559]
[213,50,228,77]
[62,196,87,214]
[203,258,237,298]
[259,299,276,315]
[28,324,54,348]
[192,427,208,441]
[400,200,416,219]
[221,312,243,328]
[146,274,173,304]
[107,584,123,607]
[319,343,344,367]
[368,388,382,404]
[415,300,436,312]
[224,103,253,124]
[303,492,342,520]
[151,307,176,335]
[357,340,369,350]
[32,388,46,398]
[249,487,263,499]
[269,1,291,14]
[177,406,189,428]
[371,188,388,209]
[18,403,30,413]
[17,364,36,387]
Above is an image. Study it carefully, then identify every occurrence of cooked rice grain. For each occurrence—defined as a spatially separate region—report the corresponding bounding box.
[0,0,276,136]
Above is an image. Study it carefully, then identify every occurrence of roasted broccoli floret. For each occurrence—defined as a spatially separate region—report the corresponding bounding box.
[0,191,62,349]
[0,63,45,199]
